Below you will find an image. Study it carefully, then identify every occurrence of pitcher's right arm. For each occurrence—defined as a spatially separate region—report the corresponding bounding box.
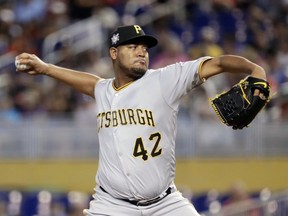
[15,53,102,98]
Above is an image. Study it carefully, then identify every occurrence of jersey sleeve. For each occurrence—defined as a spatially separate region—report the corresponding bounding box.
[93,78,109,103]
[159,56,212,108]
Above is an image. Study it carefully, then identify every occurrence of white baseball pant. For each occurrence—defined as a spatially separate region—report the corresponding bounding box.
[83,186,201,216]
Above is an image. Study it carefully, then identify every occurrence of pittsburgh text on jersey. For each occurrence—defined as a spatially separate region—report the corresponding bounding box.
[97,108,156,130]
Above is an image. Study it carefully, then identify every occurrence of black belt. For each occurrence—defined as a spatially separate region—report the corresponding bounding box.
[100,186,172,206]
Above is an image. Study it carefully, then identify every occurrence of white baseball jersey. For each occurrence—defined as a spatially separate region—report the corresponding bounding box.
[94,57,210,201]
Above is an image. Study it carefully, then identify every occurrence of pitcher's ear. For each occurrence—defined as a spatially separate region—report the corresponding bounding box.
[109,47,117,60]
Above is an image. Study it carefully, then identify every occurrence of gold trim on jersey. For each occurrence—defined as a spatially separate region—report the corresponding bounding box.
[112,80,134,91]
[198,57,213,82]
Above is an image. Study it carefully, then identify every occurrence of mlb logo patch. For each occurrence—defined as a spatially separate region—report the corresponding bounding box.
[111,33,119,45]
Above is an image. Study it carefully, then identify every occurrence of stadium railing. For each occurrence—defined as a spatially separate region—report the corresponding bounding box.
[0,116,287,159]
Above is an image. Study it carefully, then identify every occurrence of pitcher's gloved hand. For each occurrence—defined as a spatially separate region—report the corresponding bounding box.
[210,76,271,129]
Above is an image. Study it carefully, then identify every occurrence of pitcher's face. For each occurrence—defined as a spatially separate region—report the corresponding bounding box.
[111,43,149,80]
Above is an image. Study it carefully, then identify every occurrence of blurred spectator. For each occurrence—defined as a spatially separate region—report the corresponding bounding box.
[67,191,89,216]
[277,39,288,81]
[222,181,260,216]
[13,0,48,24]
[68,0,102,21]
[67,204,85,216]
[0,95,21,123]
[44,82,78,119]
[151,33,189,69]
[188,26,223,59]
[51,202,67,216]
[0,200,7,216]
[277,82,288,120]
[0,0,287,121]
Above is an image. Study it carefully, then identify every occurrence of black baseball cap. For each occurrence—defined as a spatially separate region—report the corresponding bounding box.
[109,25,158,48]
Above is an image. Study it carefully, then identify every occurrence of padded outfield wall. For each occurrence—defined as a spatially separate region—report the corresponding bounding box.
[0,158,287,194]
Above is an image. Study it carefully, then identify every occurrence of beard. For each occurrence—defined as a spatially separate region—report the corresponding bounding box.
[118,62,147,80]
[129,67,147,80]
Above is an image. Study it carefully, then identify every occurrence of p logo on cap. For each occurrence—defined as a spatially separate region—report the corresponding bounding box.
[109,25,158,48]
[133,25,142,34]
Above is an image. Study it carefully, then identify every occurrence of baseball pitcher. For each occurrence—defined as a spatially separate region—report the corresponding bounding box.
[15,25,269,216]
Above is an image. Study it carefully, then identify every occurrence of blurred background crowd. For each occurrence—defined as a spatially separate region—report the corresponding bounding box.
[0,0,288,216]
[0,0,288,122]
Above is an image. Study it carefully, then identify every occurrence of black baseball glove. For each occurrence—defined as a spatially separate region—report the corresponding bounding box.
[210,76,271,129]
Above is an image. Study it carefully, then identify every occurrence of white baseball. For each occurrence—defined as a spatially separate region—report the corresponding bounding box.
[15,59,30,70]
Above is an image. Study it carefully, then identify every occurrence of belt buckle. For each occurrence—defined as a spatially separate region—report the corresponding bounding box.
[136,197,161,206]
[135,187,172,206]
[136,197,159,206]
